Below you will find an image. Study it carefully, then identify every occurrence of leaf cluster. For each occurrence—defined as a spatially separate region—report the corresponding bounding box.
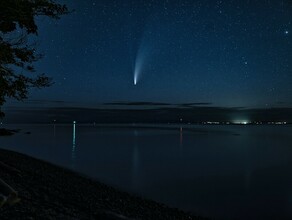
[0,0,68,118]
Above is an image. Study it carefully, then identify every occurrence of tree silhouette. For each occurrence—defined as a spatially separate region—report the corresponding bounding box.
[0,0,69,118]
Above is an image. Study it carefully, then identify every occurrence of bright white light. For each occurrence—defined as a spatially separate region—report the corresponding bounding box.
[134,74,137,85]
[285,30,289,35]
[133,57,142,85]
[233,120,249,125]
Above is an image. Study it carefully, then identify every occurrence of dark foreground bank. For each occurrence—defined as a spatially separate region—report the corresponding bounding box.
[0,129,19,136]
[0,149,208,220]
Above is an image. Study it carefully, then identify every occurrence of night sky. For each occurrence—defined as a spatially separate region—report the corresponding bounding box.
[4,0,292,123]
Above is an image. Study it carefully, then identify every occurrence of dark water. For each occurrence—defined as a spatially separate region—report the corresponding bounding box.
[1,124,292,220]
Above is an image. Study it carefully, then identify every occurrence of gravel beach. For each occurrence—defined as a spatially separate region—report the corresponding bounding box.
[0,149,208,220]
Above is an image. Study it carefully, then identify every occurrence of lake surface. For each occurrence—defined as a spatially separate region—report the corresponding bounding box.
[1,124,292,219]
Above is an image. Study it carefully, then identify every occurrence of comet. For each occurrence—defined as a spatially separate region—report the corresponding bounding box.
[133,25,158,85]
[133,54,142,85]
[134,77,137,85]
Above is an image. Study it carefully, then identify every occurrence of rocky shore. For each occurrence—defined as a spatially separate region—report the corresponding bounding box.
[0,149,208,220]
[0,129,19,136]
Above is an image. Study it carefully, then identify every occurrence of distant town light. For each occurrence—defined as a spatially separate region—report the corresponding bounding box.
[233,120,250,125]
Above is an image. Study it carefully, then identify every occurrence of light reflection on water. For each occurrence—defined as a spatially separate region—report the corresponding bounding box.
[1,124,292,220]
[132,129,140,190]
[71,121,76,168]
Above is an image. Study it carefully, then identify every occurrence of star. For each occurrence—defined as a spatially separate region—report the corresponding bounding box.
[284,30,289,35]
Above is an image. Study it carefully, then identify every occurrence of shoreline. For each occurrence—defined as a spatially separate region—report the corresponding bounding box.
[0,149,208,219]
[0,129,19,136]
